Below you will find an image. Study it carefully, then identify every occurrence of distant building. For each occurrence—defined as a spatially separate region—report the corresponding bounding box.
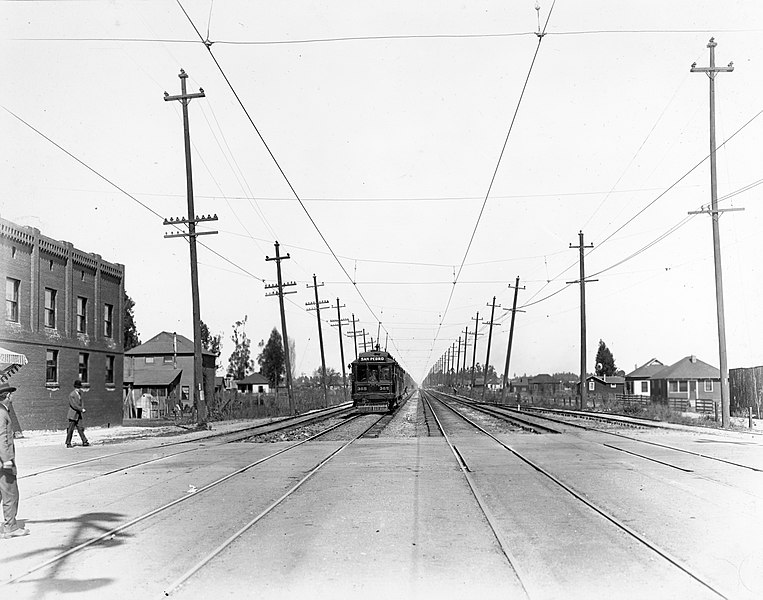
[584,375,626,400]
[650,355,720,411]
[234,373,271,394]
[625,358,665,397]
[0,217,124,430]
[124,331,216,418]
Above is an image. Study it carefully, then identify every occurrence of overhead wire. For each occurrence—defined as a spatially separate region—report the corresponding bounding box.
[425,0,557,377]
[173,0,413,373]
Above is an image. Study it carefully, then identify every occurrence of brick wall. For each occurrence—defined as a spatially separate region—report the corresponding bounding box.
[1,217,125,431]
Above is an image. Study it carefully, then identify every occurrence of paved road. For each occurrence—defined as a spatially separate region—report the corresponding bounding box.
[2,393,761,599]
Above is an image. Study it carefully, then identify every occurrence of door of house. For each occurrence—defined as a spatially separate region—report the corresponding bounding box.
[689,380,698,402]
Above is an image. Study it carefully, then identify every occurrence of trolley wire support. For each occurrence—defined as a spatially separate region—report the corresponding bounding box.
[162,68,213,426]
[568,232,597,411]
[501,277,525,403]
[689,38,738,428]
[330,299,350,402]
[265,241,297,415]
[306,275,330,407]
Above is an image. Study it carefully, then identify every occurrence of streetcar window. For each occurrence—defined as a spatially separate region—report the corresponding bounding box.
[379,366,391,381]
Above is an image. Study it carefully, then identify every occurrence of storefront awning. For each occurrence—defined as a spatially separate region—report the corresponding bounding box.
[0,346,28,366]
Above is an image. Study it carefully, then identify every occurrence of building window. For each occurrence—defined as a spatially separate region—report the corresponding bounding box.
[11,247,16,259]
[78,352,89,383]
[163,355,174,364]
[49,259,54,271]
[671,380,687,393]
[106,355,115,385]
[588,380,595,391]
[641,381,648,393]
[44,288,57,328]
[104,303,113,338]
[679,381,688,393]
[5,278,20,322]
[704,380,713,392]
[181,386,189,400]
[77,297,88,333]
[81,270,86,282]
[46,349,58,383]
[145,356,155,364]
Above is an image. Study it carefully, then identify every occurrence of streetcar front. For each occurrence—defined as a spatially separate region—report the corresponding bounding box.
[351,352,398,413]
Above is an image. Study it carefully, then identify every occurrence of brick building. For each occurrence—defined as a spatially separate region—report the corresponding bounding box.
[1,217,125,430]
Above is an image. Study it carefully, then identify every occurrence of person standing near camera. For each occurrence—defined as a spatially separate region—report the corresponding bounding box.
[65,379,90,448]
[0,384,29,538]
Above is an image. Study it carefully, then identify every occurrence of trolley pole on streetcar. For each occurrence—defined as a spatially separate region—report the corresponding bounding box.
[306,275,329,407]
[482,297,501,402]
[568,232,597,411]
[690,38,738,428]
[330,298,349,402]
[470,312,483,393]
[163,69,213,427]
[501,277,525,403]
[265,241,297,415]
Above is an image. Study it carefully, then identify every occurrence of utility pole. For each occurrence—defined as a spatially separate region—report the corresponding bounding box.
[330,298,349,402]
[265,241,297,415]
[501,277,525,403]
[306,274,329,407]
[690,38,738,428]
[345,313,361,360]
[163,69,214,427]
[460,327,471,388]
[568,232,597,410]
[455,336,462,390]
[470,312,483,390]
[362,329,368,353]
[482,297,501,402]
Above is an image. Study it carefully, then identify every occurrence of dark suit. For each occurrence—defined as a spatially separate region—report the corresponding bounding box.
[65,389,89,446]
[0,401,20,533]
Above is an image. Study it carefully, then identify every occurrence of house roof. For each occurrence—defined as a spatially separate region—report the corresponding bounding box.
[125,369,183,387]
[652,356,719,380]
[530,374,559,384]
[586,375,626,384]
[235,373,270,385]
[126,331,216,357]
[626,358,665,379]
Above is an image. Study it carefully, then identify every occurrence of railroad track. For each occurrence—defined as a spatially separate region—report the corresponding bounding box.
[421,390,732,600]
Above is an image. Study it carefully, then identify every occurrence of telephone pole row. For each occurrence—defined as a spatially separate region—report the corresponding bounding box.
[306,274,329,407]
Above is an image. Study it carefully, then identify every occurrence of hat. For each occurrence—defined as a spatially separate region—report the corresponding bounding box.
[73,379,83,388]
[0,384,16,396]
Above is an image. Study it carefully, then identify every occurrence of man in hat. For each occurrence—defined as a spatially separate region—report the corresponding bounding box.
[0,383,29,538]
[65,379,90,448]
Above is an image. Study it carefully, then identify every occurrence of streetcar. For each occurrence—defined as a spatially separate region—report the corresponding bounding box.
[350,346,409,413]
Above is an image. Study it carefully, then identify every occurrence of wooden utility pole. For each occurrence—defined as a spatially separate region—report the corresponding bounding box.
[330,298,349,402]
[501,277,525,403]
[362,329,368,353]
[568,232,597,410]
[163,69,214,427]
[265,242,297,415]
[306,275,329,406]
[482,297,501,402]
[690,38,738,428]
[470,312,483,390]
[345,313,361,360]
[455,336,462,390]
[460,326,470,387]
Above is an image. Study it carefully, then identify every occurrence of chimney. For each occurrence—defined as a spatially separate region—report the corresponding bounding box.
[690,355,697,363]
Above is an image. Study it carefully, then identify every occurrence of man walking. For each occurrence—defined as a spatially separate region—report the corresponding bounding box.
[65,379,90,448]
[0,384,29,538]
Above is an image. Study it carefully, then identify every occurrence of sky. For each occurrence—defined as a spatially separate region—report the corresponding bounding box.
[2,1,762,384]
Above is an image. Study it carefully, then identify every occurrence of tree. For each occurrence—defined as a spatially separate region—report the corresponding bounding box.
[200,320,222,370]
[227,316,253,380]
[258,328,285,388]
[595,340,617,376]
[123,291,140,350]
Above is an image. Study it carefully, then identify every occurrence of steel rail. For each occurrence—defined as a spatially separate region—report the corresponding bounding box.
[20,402,353,479]
[162,413,387,597]
[506,405,763,472]
[420,391,531,599]
[426,392,730,600]
[2,412,363,587]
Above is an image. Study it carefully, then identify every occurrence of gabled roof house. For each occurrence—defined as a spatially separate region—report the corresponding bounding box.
[625,358,665,396]
[650,355,720,411]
